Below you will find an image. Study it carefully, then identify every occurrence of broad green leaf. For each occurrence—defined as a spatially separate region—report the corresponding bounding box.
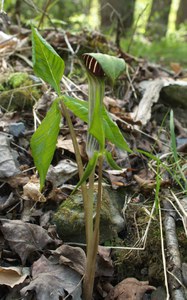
[105,151,121,170]
[63,95,88,122]
[30,99,61,190]
[84,53,125,84]
[32,26,64,95]
[62,95,132,152]
[103,109,132,153]
[73,151,99,193]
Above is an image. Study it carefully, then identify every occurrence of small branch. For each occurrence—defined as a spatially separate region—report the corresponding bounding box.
[163,200,185,300]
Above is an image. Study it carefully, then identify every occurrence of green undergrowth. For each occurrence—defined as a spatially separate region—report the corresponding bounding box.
[121,34,187,68]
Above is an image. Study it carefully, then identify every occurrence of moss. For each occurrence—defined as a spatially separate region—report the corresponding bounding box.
[0,84,4,91]
[0,72,41,111]
[8,72,29,88]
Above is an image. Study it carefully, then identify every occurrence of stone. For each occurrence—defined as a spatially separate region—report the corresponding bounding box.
[53,185,126,244]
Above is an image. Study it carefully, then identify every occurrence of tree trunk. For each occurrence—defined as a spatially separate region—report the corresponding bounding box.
[100,0,135,35]
[176,0,187,29]
[146,0,172,39]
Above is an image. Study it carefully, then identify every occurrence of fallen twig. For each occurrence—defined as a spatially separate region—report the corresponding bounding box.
[163,199,185,300]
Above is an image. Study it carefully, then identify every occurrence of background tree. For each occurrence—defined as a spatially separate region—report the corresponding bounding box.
[146,0,172,39]
[100,0,136,40]
[176,0,187,29]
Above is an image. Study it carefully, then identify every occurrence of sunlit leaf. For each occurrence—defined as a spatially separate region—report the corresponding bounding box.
[30,99,61,190]
[32,26,64,95]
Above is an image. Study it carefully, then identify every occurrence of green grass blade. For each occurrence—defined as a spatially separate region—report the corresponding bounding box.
[170,110,178,162]
[30,99,61,190]
[32,26,64,95]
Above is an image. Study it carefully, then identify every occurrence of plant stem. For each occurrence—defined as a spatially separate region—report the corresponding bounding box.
[83,155,103,300]
[60,101,90,244]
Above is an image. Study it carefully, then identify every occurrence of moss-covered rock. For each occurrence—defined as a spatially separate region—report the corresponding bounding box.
[53,186,126,244]
[0,72,41,111]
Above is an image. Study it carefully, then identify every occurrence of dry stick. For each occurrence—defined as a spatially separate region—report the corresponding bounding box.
[38,0,52,29]
[159,202,170,299]
[163,200,185,300]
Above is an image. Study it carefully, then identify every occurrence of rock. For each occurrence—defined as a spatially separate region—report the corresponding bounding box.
[151,286,166,300]
[53,186,126,243]
[9,122,25,137]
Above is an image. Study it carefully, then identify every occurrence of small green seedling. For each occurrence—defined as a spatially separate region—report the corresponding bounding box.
[30,26,131,300]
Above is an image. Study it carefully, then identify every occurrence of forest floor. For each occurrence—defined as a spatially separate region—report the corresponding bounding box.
[0,26,187,300]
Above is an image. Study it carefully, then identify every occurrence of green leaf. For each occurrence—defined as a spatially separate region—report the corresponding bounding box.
[32,26,64,95]
[62,95,132,152]
[88,75,105,150]
[73,151,99,193]
[84,53,125,84]
[63,95,88,122]
[103,109,132,153]
[30,99,61,190]
[170,110,178,162]
[105,151,121,170]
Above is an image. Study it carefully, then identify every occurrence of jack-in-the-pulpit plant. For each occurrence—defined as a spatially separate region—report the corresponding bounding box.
[30,26,131,300]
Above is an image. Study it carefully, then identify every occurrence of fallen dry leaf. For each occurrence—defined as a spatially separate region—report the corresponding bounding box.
[0,266,30,288]
[105,277,156,300]
[23,175,46,202]
[0,133,20,178]
[0,192,17,211]
[53,244,86,275]
[46,159,78,187]
[1,219,53,264]
[21,255,82,300]
[96,246,114,277]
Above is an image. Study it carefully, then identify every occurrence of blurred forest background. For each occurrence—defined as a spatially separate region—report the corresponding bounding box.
[3,0,187,66]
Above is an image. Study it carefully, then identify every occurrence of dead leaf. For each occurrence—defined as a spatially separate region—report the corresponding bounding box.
[23,175,46,202]
[21,255,82,300]
[53,244,86,275]
[57,137,75,153]
[170,62,182,74]
[0,266,30,288]
[105,277,155,300]
[96,246,114,277]
[0,133,20,178]
[46,159,78,187]
[0,31,18,50]
[134,174,156,190]
[0,192,18,211]
[1,219,53,264]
